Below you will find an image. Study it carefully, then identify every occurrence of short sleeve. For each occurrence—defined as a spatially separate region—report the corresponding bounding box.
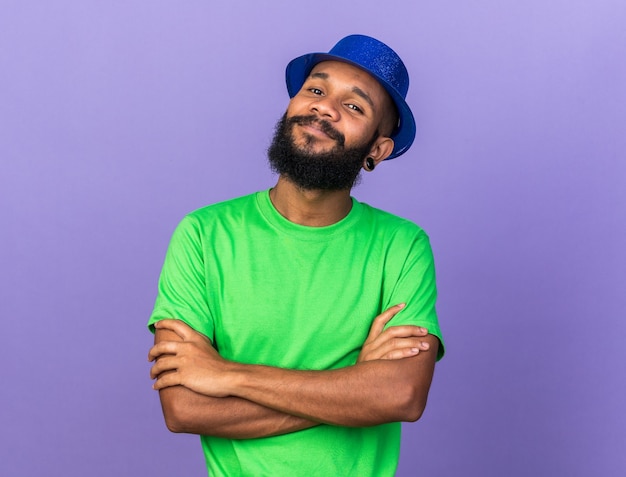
[147,215,215,341]
[383,230,445,360]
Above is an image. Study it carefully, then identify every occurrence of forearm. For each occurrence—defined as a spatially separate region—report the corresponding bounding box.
[226,336,438,427]
[153,326,317,438]
[151,321,438,431]
[159,385,318,439]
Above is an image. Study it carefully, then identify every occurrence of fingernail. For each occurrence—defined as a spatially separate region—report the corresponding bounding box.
[410,348,419,353]
[422,342,430,349]
[419,327,427,333]
[398,303,406,308]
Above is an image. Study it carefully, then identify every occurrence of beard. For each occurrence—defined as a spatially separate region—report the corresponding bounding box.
[267,113,378,191]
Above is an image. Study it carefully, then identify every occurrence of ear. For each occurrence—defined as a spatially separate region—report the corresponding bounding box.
[367,136,394,166]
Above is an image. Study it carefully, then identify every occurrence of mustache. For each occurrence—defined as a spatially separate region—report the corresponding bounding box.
[286,115,345,147]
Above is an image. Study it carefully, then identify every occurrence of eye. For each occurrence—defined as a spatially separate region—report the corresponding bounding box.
[346,103,364,114]
[308,87,323,95]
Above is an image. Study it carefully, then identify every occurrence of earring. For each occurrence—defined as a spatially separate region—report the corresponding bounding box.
[365,157,375,171]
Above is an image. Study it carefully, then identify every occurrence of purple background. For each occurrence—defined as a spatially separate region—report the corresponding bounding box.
[2,1,625,476]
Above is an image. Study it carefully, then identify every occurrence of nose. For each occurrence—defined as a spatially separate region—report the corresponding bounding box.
[310,96,340,121]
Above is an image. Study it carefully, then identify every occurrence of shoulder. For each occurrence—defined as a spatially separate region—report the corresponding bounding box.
[166,191,264,246]
[356,200,430,245]
[175,191,263,231]
[186,191,261,223]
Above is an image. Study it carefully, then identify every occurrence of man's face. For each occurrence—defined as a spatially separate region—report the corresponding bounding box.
[267,61,393,191]
[286,61,391,154]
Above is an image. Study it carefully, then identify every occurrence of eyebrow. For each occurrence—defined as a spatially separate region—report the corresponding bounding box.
[351,86,375,109]
[311,72,329,80]
[309,72,375,110]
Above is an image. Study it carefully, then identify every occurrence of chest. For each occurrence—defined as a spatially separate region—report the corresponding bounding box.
[204,233,386,369]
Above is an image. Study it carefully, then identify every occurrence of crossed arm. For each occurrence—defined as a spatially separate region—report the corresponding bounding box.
[148,304,439,439]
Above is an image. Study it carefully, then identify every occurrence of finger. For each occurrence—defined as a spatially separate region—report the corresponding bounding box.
[364,325,428,351]
[156,320,213,347]
[383,346,423,360]
[152,370,182,390]
[365,304,406,342]
[367,336,430,361]
[150,355,179,379]
[380,325,429,338]
[148,340,182,361]
[154,319,195,340]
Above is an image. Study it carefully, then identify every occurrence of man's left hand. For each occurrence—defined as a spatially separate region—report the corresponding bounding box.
[357,304,431,363]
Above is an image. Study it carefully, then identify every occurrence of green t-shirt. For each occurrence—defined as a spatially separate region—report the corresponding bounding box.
[149,190,444,477]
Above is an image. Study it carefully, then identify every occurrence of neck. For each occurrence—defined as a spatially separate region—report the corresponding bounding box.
[269,176,353,227]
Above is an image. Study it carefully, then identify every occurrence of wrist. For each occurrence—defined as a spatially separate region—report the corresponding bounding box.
[223,361,249,398]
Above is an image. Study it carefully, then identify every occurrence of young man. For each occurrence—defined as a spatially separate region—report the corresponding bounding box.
[148,34,445,477]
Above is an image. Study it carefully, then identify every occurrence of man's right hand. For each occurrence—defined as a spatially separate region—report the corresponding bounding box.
[357,304,431,363]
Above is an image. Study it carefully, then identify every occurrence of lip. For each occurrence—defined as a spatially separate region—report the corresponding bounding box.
[299,122,333,140]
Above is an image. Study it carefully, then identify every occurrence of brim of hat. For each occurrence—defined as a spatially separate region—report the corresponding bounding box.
[285,53,416,160]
